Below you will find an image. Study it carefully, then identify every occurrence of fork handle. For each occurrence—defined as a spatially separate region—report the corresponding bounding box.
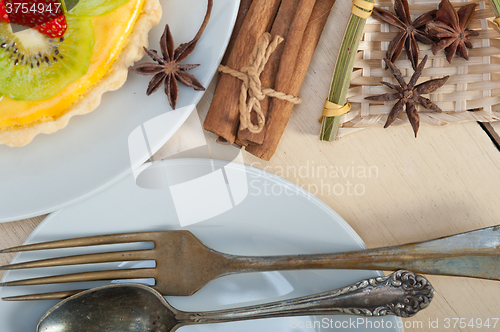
[230,225,500,280]
[176,270,433,325]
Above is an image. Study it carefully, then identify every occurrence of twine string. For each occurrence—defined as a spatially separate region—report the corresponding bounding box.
[218,33,302,134]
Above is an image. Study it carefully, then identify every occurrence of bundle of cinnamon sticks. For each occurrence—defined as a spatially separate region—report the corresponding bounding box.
[204,0,336,161]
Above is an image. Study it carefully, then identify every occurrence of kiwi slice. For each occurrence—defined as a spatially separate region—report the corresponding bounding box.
[0,15,94,101]
[68,0,130,16]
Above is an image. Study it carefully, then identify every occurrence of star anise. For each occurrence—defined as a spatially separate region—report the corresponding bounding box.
[129,25,206,110]
[129,0,212,110]
[426,0,478,63]
[372,0,436,70]
[365,55,449,137]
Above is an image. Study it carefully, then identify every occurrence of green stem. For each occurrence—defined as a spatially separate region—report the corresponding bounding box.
[488,0,500,17]
[319,6,372,142]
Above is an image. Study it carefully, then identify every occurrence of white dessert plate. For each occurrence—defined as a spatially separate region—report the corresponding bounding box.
[0,158,402,332]
[0,0,239,222]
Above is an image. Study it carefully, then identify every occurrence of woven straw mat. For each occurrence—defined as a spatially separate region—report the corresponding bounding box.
[338,0,500,137]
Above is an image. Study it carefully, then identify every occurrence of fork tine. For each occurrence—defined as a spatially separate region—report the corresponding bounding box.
[0,250,153,270]
[0,268,156,287]
[0,232,157,254]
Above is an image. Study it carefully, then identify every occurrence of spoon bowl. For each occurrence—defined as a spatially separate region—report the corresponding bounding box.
[37,284,178,332]
[37,270,433,332]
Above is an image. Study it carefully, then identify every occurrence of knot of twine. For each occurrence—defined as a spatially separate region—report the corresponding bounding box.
[218,33,302,134]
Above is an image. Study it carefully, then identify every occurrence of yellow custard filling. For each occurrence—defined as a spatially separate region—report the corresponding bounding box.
[0,0,144,129]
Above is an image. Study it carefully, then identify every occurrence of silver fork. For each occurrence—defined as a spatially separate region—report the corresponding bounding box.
[1,225,499,301]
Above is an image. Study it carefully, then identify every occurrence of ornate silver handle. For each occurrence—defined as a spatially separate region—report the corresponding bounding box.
[177,270,433,325]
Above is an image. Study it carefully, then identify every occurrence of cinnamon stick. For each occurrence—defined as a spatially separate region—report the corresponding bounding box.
[216,136,242,149]
[203,0,282,143]
[246,0,336,161]
[216,0,253,146]
[221,0,253,66]
[237,0,301,145]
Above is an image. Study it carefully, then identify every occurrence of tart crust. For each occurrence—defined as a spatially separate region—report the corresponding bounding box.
[0,0,162,147]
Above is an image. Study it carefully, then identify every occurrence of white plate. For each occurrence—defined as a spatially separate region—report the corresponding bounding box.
[0,159,402,332]
[0,0,239,222]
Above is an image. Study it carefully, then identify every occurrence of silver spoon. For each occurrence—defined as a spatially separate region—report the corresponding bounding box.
[37,270,433,332]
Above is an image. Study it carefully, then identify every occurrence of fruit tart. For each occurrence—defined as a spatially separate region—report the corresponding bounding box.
[0,0,161,147]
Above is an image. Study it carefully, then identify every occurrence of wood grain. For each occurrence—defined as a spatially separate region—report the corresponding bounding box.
[0,216,44,281]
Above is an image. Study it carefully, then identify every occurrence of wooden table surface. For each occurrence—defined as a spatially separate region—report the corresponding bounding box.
[2,0,500,330]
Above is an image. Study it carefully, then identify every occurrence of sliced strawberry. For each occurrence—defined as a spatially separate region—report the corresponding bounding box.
[0,0,9,23]
[6,0,63,28]
[33,14,66,38]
